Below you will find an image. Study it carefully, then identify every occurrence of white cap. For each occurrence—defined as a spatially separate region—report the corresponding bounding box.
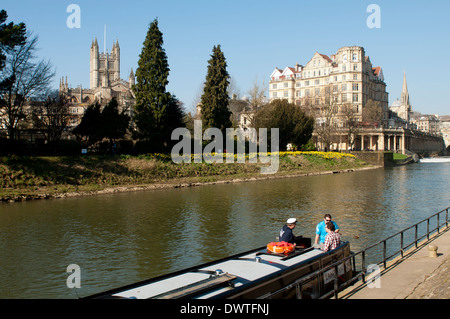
[286,218,297,224]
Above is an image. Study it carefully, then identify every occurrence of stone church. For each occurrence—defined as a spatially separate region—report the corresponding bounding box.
[389,72,412,125]
[59,38,135,127]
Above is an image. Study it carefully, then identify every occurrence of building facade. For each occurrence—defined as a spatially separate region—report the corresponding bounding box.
[269,46,389,127]
[411,114,440,135]
[59,38,135,127]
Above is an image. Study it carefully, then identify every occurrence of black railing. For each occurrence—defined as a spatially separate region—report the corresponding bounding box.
[268,207,450,299]
[321,206,449,299]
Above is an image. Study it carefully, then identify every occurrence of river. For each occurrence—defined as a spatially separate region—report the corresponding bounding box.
[0,161,449,298]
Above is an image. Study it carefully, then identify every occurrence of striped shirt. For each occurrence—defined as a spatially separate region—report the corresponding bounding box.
[323,231,341,252]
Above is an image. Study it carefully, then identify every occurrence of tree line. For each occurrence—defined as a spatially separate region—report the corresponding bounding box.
[0,13,315,155]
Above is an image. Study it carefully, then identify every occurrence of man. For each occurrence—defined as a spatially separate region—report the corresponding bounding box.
[323,222,341,252]
[279,218,297,246]
[314,214,339,247]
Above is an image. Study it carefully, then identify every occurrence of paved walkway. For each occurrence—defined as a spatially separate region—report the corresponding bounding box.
[339,225,450,299]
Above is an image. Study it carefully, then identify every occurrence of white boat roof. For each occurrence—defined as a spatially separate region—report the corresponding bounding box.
[112,248,325,299]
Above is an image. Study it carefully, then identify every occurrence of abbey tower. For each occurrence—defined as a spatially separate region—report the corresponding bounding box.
[59,37,135,127]
[90,38,122,89]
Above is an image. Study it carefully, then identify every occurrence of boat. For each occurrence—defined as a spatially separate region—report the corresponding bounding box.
[86,237,353,299]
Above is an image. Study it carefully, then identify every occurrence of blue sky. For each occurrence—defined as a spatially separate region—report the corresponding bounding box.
[3,0,450,115]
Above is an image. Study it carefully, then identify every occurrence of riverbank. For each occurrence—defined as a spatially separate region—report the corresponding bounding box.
[340,224,450,299]
[0,152,377,203]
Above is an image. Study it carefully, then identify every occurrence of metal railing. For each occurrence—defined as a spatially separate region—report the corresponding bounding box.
[289,207,450,299]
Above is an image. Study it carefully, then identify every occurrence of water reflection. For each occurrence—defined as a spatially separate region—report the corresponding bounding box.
[0,162,448,298]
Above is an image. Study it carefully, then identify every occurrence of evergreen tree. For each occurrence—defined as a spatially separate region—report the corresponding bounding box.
[100,97,130,148]
[253,100,315,151]
[73,102,102,145]
[200,45,232,132]
[132,18,184,152]
[0,10,26,72]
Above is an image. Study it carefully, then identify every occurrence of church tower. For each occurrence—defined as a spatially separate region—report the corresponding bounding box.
[90,38,99,89]
[113,40,120,81]
[400,72,411,123]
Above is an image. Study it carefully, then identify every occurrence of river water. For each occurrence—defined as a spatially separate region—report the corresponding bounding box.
[0,162,449,299]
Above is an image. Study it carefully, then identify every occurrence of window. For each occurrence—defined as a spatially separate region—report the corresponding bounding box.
[284,91,288,97]
[273,92,278,98]
[343,54,347,62]
[284,82,288,88]
[353,74,358,80]
[353,64,358,71]
[304,80,310,86]
[352,83,359,91]
[342,93,347,102]
[315,88,320,96]
[341,84,347,91]
[353,93,359,102]
[272,84,277,89]
[352,53,357,61]
[333,85,338,93]
[315,79,320,85]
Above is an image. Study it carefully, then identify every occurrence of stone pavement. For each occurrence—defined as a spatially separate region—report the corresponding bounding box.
[339,225,450,299]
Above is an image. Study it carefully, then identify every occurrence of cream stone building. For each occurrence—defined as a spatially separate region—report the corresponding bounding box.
[269,46,389,127]
[411,114,440,135]
[59,38,135,127]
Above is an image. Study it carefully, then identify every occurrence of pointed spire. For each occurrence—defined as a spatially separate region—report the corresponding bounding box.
[401,71,409,106]
[402,71,408,93]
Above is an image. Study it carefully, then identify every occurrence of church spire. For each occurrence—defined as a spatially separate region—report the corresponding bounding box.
[401,71,409,106]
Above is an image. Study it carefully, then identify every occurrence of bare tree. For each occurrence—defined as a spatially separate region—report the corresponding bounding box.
[362,99,382,126]
[304,84,339,151]
[0,33,54,139]
[227,76,241,100]
[32,92,73,143]
[247,76,266,110]
[340,103,360,150]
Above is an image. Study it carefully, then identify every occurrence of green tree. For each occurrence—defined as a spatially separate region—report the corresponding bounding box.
[0,10,26,139]
[132,18,184,152]
[72,103,102,146]
[0,10,26,72]
[100,97,129,141]
[100,97,130,151]
[253,99,314,151]
[200,45,232,132]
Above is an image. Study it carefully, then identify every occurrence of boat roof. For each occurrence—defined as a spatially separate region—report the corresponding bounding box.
[107,247,326,299]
